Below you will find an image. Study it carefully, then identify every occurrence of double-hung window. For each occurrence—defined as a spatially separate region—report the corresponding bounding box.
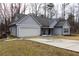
[64,28,68,33]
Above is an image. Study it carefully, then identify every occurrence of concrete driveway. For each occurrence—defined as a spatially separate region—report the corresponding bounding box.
[28,38,79,52]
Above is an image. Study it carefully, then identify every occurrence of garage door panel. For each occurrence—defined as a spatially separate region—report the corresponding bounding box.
[18,27,40,37]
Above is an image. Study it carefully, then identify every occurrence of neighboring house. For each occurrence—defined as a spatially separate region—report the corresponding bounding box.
[9,14,70,37]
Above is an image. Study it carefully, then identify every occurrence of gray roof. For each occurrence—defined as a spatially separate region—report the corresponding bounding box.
[30,14,49,27]
[10,14,67,27]
[10,14,27,25]
[29,14,60,27]
[55,20,68,27]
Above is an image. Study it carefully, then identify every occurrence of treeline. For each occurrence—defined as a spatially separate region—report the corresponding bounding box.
[0,3,79,38]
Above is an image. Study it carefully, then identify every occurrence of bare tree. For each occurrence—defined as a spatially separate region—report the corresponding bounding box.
[46,3,55,19]
[77,3,79,22]
[67,4,79,33]
[0,3,27,38]
[55,4,58,18]
[43,3,47,17]
[62,3,69,19]
[30,3,42,16]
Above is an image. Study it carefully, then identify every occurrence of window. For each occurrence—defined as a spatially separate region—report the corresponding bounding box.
[64,28,68,33]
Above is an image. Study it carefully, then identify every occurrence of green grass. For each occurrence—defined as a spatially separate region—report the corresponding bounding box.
[0,40,79,56]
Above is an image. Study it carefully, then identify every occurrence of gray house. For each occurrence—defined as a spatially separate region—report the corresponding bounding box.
[9,14,70,37]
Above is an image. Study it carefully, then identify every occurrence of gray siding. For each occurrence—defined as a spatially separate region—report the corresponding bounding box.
[63,22,70,35]
[10,26,17,36]
[49,20,58,28]
[16,16,41,37]
[53,21,70,35]
[63,28,70,35]
[53,28,63,35]
[18,16,41,28]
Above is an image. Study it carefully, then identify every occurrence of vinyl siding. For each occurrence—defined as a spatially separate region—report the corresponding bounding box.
[16,16,41,37]
[53,28,63,35]
[10,26,17,36]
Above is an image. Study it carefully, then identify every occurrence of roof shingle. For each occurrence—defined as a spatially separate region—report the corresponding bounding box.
[10,14,66,27]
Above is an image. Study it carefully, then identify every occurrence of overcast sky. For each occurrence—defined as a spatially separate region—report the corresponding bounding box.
[24,3,79,19]
[0,3,79,23]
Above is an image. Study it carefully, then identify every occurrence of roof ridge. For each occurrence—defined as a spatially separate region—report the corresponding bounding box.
[29,15,41,26]
[15,15,26,23]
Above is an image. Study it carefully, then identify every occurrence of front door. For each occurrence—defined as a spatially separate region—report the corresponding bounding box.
[49,28,53,35]
[41,28,48,35]
[41,28,53,35]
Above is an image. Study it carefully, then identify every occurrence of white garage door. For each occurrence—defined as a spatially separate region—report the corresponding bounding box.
[53,28,62,35]
[18,27,40,37]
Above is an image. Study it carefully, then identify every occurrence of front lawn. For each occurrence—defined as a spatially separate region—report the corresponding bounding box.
[39,34,79,40]
[0,40,79,56]
[52,34,79,40]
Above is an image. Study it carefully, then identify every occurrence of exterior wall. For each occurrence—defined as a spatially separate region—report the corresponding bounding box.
[18,16,41,27]
[17,26,40,37]
[62,28,70,35]
[53,27,70,35]
[53,21,70,35]
[16,16,41,37]
[10,26,17,36]
[53,27,63,35]
[49,20,57,28]
[63,23,70,35]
